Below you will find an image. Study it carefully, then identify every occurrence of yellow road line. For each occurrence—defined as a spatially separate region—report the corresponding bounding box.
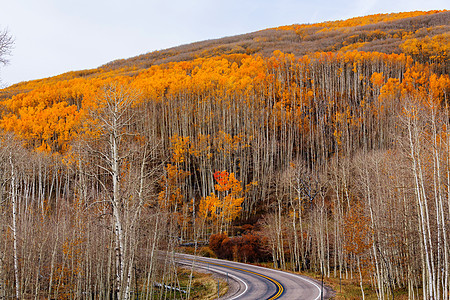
[199,260,284,299]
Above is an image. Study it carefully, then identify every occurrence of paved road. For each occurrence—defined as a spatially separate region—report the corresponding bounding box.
[175,253,332,300]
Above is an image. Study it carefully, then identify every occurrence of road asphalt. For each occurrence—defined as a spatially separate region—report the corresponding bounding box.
[174,253,334,300]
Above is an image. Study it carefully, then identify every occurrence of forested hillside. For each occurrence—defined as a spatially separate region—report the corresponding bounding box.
[0,10,449,299]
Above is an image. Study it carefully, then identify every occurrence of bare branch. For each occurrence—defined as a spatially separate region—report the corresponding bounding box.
[0,28,13,66]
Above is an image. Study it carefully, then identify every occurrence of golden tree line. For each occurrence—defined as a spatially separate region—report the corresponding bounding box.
[274,10,446,31]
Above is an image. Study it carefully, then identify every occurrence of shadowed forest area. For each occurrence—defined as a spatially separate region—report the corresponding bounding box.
[0,10,449,299]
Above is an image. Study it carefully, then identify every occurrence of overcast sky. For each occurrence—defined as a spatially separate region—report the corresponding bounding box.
[0,0,447,86]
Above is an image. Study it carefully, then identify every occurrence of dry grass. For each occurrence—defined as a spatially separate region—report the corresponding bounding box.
[176,268,228,299]
[306,272,412,300]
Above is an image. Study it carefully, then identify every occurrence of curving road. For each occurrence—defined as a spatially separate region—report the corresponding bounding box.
[174,253,332,300]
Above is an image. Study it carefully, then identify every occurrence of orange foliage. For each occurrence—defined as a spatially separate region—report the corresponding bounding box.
[158,135,192,211]
[400,32,449,65]
[158,163,190,210]
[199,171,244,224]
[0,34,447,159]
[344,202,372,257]
[170,135,190,164]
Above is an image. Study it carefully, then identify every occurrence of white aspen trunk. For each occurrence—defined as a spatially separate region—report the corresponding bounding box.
[444,100,450,300]
[446,123,450,300]
[47,234,59,299]
[38,160,44,215]
[432,111,445,300]
[145,217,159,298]
[34,245,44,300]
[364,166,382,297]
[420,220,427,300]
[416,129,437,299]
[291,204,300,271]
[9,155,20,300]
[325,210,331,278]
[97,85,140,299]
[277,200,285,269]
[123,251,134,300]
[297,192,305,270]
[419,162,437,298]
[358,256,365,300]
[123,147,150,299]
[111,122,125,299]
[319,205,325,276]
[407,119,434,300]
[106,236,114,300]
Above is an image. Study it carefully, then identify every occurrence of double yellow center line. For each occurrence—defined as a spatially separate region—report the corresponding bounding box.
[199,260,284,299]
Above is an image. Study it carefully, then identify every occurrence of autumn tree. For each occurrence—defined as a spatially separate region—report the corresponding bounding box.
[198,171,245,234]
[83,83,154,299]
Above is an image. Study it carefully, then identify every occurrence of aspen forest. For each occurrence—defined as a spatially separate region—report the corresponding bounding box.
[0,9,449,299]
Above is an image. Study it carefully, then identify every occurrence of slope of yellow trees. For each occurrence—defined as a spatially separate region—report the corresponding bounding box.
[2,50,439,154]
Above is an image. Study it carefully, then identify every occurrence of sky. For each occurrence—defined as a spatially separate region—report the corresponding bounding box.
[0,0,448,87]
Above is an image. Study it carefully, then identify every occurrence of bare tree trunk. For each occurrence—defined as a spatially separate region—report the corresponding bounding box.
[9,155,20,300]
[358,256,365,300]
[407,112,435,300]
[111,127,125,299]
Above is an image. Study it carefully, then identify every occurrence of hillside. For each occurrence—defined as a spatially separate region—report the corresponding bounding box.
[0,10,449,299]
[103,10,449,70]
[2,10,448,97]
